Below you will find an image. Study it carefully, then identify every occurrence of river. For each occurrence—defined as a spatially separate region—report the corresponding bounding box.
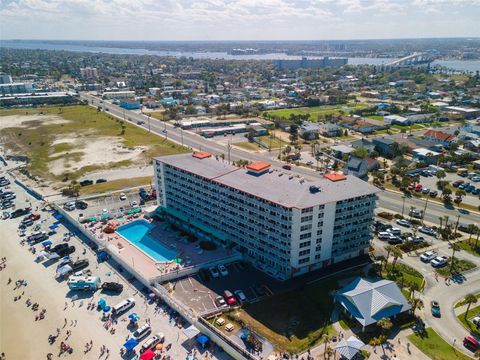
[1,40,479,72]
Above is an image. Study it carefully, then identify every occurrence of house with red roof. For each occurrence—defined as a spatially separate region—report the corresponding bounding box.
[423,130,457,146]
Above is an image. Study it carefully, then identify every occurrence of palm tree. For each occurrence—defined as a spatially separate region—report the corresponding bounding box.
[408,282,420,299]
[384,245,395,270]
[391,247,403,272]
[325,346,334,360]
[322,334,331,359]
[438,217,443,231]
[410,297,424,315]
[377,317,393,334]
[464,294,478,318]
[449,243,461,274]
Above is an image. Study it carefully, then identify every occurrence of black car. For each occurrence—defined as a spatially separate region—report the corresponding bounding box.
[27,232,48,244]
[79,180,94,187]
[71,259,89,272]
[10,207,31,218]
[56,246,76,257]
[51,243,69,253]
[96,179,107,184]
[75,201,88,210]
[101,282,124,293]
[1,201,14,209]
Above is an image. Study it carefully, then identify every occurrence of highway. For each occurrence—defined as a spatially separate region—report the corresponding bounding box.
[82,93,480,225]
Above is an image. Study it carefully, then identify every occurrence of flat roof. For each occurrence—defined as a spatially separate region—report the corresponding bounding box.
[156,154,379,208]
[246,161,271,172]
[192,152,212,159]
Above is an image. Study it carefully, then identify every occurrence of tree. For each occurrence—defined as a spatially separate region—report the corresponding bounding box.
[322,334,331,359]
[377,317,393,333]
[436,170,446,180]
[384,245,394,270]
[449,243,461,274]
[352,147,369,159]
[408,281,420,299]
[391,247,403,271]
[409,297,424,315]
[464,294,478,318]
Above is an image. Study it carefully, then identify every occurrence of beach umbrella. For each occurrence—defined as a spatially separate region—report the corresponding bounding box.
[155,343,163,351]
[140,349,156,360]
[174,258,182,264]
[128,313,139,322]
[123,338,139,351]
[335,336,365,360]
[196,335,209,348]
[97,298,106,308]
[41,240,52,247]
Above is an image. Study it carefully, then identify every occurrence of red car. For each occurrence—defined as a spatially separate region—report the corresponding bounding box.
[464,336,479,352]
[415,184,423,192]
[223,290,237,305]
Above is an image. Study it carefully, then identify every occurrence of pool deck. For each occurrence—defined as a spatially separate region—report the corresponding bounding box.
[84,215,236,282]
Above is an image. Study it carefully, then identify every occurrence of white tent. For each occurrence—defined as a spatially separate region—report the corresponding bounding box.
[183,325,200,339]
[335,336,365,360]
[56,264,72,277]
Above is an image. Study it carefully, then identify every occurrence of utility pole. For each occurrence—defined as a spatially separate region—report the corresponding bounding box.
[181,129,184,146]
[227,142,231,164]
[401,195,406,217]
[148,115,151,133]
[422,197,429,225]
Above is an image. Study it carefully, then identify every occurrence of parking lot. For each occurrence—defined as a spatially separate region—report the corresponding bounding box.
[167,261,280,315]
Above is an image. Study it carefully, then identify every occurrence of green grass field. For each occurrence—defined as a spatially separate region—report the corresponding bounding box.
[266,103,369,121]
[455,294,480,308]
[407,327,473,360]
[0,106,189,182]
[79,176,153,195]
[457,241,480,257]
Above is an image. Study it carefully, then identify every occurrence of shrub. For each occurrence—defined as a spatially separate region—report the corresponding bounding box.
[394,214,404,219]
[378,212,394,220]
[199,241,217,250]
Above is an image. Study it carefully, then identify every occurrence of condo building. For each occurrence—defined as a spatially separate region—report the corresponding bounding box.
[154,152,378,280]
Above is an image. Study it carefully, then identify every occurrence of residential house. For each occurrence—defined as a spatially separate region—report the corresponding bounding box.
[423,130,457,146]
[412,148,441,165]
[465,140,480,153]
[372,137,396,158]
[351,139,375,153]
[299,122,321,140]
[331,145,355,159]
[318,123,342,137]
[346,157,369,180]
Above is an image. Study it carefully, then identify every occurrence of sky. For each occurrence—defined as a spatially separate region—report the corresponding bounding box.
[1,0,480,41]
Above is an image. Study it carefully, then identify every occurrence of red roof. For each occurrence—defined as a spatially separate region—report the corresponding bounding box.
[324,173,347,182]
[424,130,455,142]
[192,152,212,159]
[246,161,271,172]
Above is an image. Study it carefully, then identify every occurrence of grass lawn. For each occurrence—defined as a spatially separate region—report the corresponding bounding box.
[256,135,288,149]
[0,106,188,182]
[436,258,476,277]
[147,111,166,121]
[216,274,362,354]
[457,304,480,337]
[384,262,425,290]
[392,124,424,130]
[457,241,480,257]
[407,327,473,360]
[79,176,153,195]
[455,294,480,308]
[233,142,260,151]
[368,115,384,121]
[267,104,368,121]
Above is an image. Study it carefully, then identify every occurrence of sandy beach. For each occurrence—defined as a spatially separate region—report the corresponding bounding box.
[0,173,230,360]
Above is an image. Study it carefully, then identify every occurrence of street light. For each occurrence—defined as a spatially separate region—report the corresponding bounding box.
[401,195,406,217]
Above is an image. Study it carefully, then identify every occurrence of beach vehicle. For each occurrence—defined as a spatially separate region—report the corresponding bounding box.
[71,259,89,272]
[75,200,88,210]
[134,324,151,341]
[50,243,69,253]
[140,333,165,353]
[56,246,76,257]
[64,201,76,211]
[67,275,101,291]
[112,298,135,315]
[101,282,123,293]
[431,300,441,317]
[120,193,127,201]
[56,264,73,278]
[27,231,48,243]
[10,207,31,218]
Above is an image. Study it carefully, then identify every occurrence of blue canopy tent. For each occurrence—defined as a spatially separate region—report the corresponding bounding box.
[97,251,109,262]
[48,224,58,230]
[52,213,63,220]
[97,298,106,309]
[197,335,209,348]
[124,338,139,351]
[41,240,52,247]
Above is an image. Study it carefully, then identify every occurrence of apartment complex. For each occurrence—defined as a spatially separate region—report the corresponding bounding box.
[80,67,98,79]
[154,153,378,280]
[273,57,348,70]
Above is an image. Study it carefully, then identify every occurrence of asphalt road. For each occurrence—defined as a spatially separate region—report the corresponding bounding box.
[82,93,480,226]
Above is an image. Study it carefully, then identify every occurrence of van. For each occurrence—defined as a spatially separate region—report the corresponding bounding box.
[133,323,151,341]
[140,333,164,353]
[463,336,479,351]
[112,298,135,315]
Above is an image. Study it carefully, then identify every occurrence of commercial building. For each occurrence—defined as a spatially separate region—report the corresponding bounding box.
[80,67,98,79]
[120,98,141,110]
[0,82,33,96]
[0,73,13,84]
[154,153,378,280]
[102,91,135,100]
[273,57,348,70]
[0,91,80,107]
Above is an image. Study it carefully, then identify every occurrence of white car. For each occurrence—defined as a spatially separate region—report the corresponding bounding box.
[134,323,151,341]
[119,193,127,201]
[418,226,436,236]
[64,201,76,211]
[209,267,220,278]
[396,219,411,228]
[472,316,480,326]
[218,264,229,277]
[472,176,480,182]
[431,256,448,268]
[420,251,437,262]
[387,227,401,235]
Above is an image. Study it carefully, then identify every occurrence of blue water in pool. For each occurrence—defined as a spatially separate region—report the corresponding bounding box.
[116,220,176,262]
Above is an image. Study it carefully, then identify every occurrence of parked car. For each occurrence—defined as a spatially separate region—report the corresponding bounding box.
[452,180,464,187]
[101,282,124,293]
[119,193,127,201]
[51,243,69,253]
[408,210,422,219]
[71,259,89,272]
[64,201,76,211]
[418,226,436,236]
[234,290,247,303]
[223,290,237,305]
[463,336,480,352]
[282,164,292,170]
[387,227,402,235]
[429,190,438,197]
[27,231,48,243]
[56,246,76,257]
[431,300,441,317]
[396,219,411,227]
[10,207,31,218]
[421,188,430,194]
[472,316,480,326]
[218,264,229,277]
[79,180,93,186]
[140,333,165,354]
[388,237,403,245]
[75,201,88,210]
[420,251,437,262]
[415,184,423,192]
[430,256,448,268]
[215,296,227,308]
[1,201,13,209]
[209,267,220,278]
[134,324,151,341]
[96,178,107,184]
[459,224,476,234]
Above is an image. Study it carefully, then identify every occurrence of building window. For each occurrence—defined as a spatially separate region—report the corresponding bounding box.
[299,249,310,256]
[300,233,311,240]
[299,257,310,264]
[317,221,323,227]
[315,254,322,260]
[318,213,324,219]
[315,245,321,252]
[301,215,313,222]
[300,241,311,248]
[302,207,313,214]
[300,224,312,232]
[316,229,323,236]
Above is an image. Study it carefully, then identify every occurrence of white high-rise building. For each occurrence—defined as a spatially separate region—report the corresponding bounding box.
[0,73,13,84]
[154,152,378,280]
[80,67,98,79]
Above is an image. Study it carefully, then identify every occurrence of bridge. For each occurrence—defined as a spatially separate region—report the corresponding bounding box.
[384,52,434,67]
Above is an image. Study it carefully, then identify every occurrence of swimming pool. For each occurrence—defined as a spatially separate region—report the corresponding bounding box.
[116,220,177,263]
